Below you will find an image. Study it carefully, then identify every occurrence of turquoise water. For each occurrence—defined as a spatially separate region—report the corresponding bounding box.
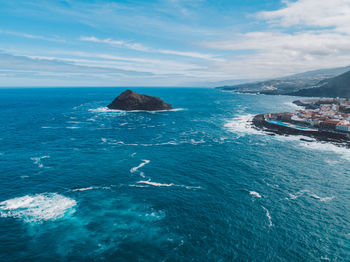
[294,126,308,130]
[268,120,309,130]
[0,88,349,261]
[267,120,290,126]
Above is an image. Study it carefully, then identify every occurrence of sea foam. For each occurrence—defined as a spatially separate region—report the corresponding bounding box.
[136,179,201,189]
[225,114,264,137]
[262,206,273,227]
[30,156,50,168]
[130,160,150,173]
[300,141,350,161]
[89,107,184,114]
[287,189,334,202]
[0,193,76,223]
[249,191,262,198]
[72,186,112,192]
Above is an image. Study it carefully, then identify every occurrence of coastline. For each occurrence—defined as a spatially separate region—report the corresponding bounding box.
[252,114,350,148]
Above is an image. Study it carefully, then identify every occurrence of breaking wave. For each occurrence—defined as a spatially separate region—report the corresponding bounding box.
[30,156,50,168]
[284,101,303,110]
[309,194,335,202]
[130,160,150,173]
[0,193,76,223]
[72,186,112,192]
[299,141,350,161]
[100,138,208,147]
[287,189,334,202]
[250,191,262,198]
[225,114,264,137]
[89,107,185,114]
[262,206,273,227]
[135,179,201,189]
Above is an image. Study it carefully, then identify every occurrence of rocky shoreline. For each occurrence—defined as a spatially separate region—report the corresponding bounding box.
[252,114,350,147]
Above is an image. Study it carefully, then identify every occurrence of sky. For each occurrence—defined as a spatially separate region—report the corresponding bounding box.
[1,0,350,87]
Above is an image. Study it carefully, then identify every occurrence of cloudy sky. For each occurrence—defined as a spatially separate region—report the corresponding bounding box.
[1,0,350,87]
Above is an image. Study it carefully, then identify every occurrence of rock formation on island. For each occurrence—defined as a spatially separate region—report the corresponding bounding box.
[107,89,172,111]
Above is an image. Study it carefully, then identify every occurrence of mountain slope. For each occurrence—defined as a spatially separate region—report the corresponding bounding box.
[288,70,350,98]
[216,65,350,95]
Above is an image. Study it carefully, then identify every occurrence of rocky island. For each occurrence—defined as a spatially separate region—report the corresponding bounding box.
[253,98,350,147]
[107,89,172,111]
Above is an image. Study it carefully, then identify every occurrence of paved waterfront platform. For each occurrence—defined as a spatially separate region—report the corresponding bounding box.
[267,120,315,131]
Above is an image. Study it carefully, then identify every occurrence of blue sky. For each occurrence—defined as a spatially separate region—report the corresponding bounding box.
[1,0,350,87]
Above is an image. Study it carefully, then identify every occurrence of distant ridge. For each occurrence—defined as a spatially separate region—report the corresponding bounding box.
[288,70,350,98]
[216,65,350,96]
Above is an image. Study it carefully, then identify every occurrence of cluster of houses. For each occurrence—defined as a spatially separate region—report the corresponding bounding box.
[267,99,350,133]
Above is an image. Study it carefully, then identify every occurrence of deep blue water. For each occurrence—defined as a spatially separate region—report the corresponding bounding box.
[0,87,349,261]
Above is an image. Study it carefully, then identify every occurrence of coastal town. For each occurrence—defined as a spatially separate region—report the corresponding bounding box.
[261,98,350,137]
[265,98,350,135]
[253,98,350,145]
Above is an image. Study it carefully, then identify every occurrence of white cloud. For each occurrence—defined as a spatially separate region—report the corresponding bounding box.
[3,0,350,86]
[258,0,350,33]
[199,0,350,79]
[0,53,151,76]
[80,36,222,61]
[202,31,350,55]
[0,29,65,42]
[80,36,149,52]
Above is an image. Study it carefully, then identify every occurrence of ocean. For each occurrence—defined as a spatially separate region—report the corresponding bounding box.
[0,87,349,261]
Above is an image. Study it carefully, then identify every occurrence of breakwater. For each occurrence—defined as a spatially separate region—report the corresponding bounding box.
[252,114,350,147]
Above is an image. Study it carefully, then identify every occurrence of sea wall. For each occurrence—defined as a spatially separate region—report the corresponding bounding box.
[252,114,350,147]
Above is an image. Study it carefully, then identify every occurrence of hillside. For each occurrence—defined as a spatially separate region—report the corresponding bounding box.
[216,65,350,95]
[288,70,350,98]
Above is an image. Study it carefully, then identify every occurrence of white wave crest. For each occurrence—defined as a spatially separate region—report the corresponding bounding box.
[225,114,264,136]
[86,118,97,122]
[30,156,50,168]
[72,186,98,192]
[66,121,81,124]
[137,180,174,187]
[129,184,149,188]
[130,160,150,173]
[324,159,339,165]
[72,186,112,192]
[300,141,350,161]
[136,180,201,189]
[88,107,115,113]
[250,191,262,198]
[89,107,184,114]
[102,139,138,146]
[284,101,303,110]
[0,193,76,223]
[310,194,335,202]
[262,206,273,227]
[287,189,334,202]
